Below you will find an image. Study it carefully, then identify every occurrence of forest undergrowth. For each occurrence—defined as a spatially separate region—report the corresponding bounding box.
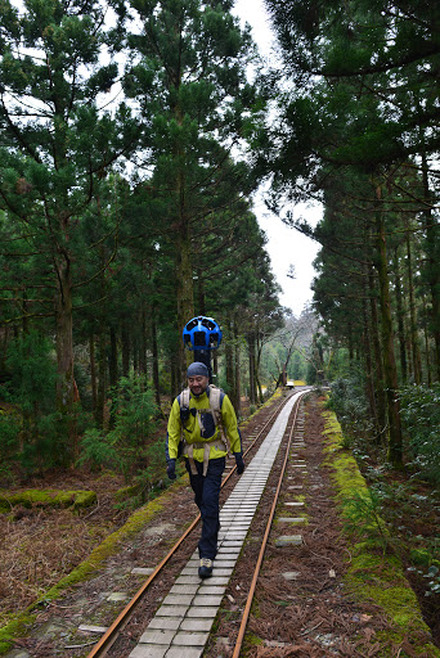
[341,433,440,645]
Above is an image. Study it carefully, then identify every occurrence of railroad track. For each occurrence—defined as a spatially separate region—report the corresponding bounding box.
[85,387,309,658]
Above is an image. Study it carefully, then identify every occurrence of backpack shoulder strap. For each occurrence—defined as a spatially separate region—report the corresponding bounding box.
[207,385,230,454]
[180,387,190,409]
[207,384,222,413]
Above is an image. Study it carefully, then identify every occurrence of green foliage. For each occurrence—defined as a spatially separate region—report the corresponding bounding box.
[78,374,158,480]
[0,0,282,424]
[0,0,139,412]
[112,434,178,510]
[291,350,307,381]
[408,558,440,598]
[77,428,117,471]
[265,0,440,471]
[0,331,71,475]
[0,412,20,481]
[322,409,440,654]
[357,459,440,601]
[109,375,158,445]
[119,0,267,365]
[130,437,172,506]
[341,489,391,554]
[326,375,370,433]
[398,384,440,485]
[3,331,56,416]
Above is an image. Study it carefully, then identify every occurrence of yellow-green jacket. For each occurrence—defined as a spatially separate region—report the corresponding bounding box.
[165,386,242,466]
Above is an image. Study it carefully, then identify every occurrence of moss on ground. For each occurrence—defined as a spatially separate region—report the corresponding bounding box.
[0,615,35,655]
[322,408,440,657]
[0,489,97,513]
[0,482,184,654]
[113,483,141,502]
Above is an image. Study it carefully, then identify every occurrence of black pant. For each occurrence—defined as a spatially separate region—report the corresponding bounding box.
[185,456,225,560]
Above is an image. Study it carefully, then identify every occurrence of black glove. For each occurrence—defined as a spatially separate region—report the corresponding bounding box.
[167,459,176,480]
[234,452,244,475]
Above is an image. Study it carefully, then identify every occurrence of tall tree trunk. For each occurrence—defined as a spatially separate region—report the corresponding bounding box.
[422,296,432,385]
[392,247,408,383]
[109,326,118,388]
[374,189,403,467]
[362,287,379,435]
[196,266,206,315]
[368,257,387,443]
[55,257,75,413]
[94,246,108,427]
[171,349,181,397]
[174,90,194,380]
[89,333,97,412]
[256,334,264,404]
[95,328,107,428]
[420,149,440,380]
[176,221,194,380]
[133,334,138,373]
[139,307,147,374]
[225,321,234,401]
[121,323,130,377]
[151,312,161,409]
[212,350,219,386]
[405,226,422,383]
[247,332,257,405]
[234,322,241,416]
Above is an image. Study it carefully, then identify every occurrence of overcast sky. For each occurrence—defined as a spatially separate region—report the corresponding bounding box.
[232,0,321,317]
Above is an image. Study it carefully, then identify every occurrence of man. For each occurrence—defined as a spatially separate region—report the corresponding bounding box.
[165,361,244,578]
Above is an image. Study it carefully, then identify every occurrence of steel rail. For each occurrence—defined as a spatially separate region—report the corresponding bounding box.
[232,390,305,658]
[86,392,290,657]
[85,512,200,657]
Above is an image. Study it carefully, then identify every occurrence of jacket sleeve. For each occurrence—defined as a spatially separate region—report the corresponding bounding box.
[221,394,242,454]
[165,397,182,463]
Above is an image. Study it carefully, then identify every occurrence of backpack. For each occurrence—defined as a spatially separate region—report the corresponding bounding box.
[179,384,229,454]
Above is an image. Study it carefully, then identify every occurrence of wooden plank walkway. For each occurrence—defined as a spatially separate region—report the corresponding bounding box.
[129,391,304,657]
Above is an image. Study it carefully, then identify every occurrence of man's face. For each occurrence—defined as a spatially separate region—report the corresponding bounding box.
[188,375,209,397]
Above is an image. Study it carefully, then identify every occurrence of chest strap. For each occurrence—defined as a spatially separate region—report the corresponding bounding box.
[184,438,226,477]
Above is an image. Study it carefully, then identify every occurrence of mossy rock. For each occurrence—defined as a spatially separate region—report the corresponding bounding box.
[113,484,140,502]
[0,489,97,513]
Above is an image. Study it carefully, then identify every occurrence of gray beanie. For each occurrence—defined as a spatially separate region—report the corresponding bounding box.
[187,361,209,378]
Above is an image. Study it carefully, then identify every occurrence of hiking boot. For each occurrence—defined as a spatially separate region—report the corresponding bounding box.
[198,558,213,579]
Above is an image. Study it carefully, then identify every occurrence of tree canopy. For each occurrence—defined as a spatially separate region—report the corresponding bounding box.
[3,0,437,482]
[0,0,287,475]
[264,0,440,466]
